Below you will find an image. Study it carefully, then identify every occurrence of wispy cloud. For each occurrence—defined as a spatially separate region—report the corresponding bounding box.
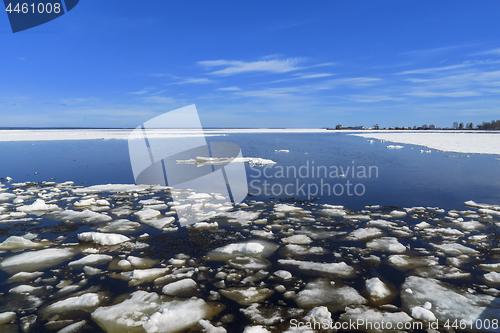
[198,58,303,76]
[218,86,241,91]
[315,77,382,90]
[397,63,472,75]
[128,90,149,95]
[270,72,335,84]
[295,73,334,79]
[235,87,300,99]
[172,77,214,85]
[405,91,482,98]
[469,47,500,56]
[400,44,476,58]
[60,97,99,105]
[349,94,405,103]
[142,96,177,104]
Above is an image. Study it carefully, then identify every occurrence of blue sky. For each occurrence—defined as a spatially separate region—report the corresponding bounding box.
[2,0,500,128]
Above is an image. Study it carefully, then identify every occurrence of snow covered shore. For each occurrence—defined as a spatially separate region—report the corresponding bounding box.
[0,129,329,142]
[351,131,500,155]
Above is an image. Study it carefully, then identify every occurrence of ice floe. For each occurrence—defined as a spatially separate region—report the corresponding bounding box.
[0,248,76,274]
[78,232,130,246]
[295,278,367,312]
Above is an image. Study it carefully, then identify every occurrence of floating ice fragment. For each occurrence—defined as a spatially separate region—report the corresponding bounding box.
[319,208,346,216]
[162,278,197,296]
[8,271,44,283]
[221,210,262,226]
[206,241,278,261]
[401,276,500,324]
[345,227,383,241]
[219,287,274,306]
[68,254,113,267]
[0,248,75,274]
[274,270,293,281]
[43,293,101,314]
[0,236,50,250]
[228,257,271,270]
[339,306,413,330]
[97,219,141,233]
[278,259,355,278]
[199,319,227,333]
[0,193,16,202]
[72,184,158,194]
[282,235,312,244]
[243,326,271,333]
[366,237,406,253]
[304,306,331,324]
[389,210,406,217]
[78,232,130,246]
[57,320,87,333]
[430,242,479,256]
[74,198,97,207]
[274,204,303,213]
[484,272,500,283]
[133,208,161,221]
[365,277,392,301]
[142,216,175,229]
[46,209,112,223]
[0,312,16,325]
[16,199,61,213]
[295,278,366,312]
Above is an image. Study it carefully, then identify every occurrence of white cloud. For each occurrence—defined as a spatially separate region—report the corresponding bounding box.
[174,78,214,84]
[295,73,334,79]
[236,87,300,99]
[470,48,500,56]
[397,63,472,75]
[128,90,149,95]
[142,96,176,104]
[198,58,303,75]
[405,91,482,98]
[218,86,241,91]
[349,95,405,103]
[314,77,382,90]
[60,97,99,105]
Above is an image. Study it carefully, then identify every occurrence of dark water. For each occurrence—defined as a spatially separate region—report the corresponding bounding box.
[1,132,499,210]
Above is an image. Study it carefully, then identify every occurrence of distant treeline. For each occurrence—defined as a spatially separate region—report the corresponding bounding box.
[477,120,500,130]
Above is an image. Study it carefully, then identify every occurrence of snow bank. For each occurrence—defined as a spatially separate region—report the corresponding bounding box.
[351,132,500,155]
